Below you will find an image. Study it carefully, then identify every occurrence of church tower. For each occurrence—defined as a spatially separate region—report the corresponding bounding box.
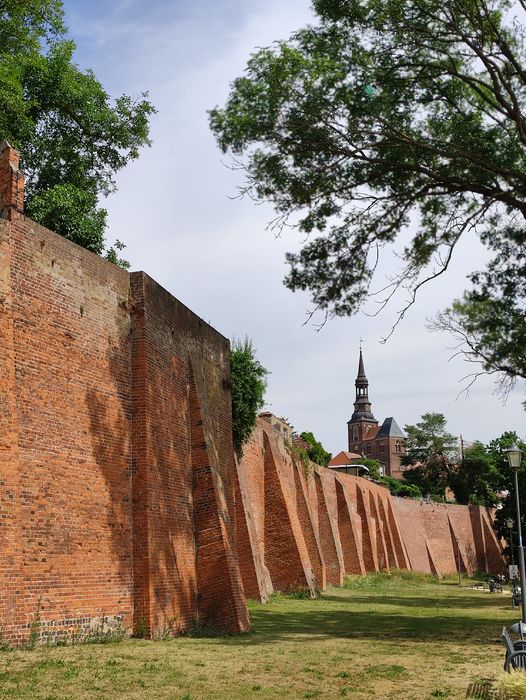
[347,349,378,451]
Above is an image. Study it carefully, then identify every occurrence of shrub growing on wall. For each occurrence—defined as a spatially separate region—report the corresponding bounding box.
[299,431,332,467]
[230,338,268,456]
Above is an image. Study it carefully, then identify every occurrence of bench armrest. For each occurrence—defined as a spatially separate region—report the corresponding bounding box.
[505,650,526,672]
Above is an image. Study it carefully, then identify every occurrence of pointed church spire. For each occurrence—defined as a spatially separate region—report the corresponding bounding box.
[350,347,376,422]
[357,348,366,381]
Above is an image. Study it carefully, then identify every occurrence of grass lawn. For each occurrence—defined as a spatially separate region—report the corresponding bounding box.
[0,573,515,699]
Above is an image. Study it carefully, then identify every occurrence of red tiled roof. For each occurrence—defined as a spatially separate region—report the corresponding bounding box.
[362,426,380,441]
[328,450,362,466]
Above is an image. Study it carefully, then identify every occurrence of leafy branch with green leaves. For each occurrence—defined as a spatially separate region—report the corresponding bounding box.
[230,338,269,456]
[1,0,155,264]
[299,431,332,467]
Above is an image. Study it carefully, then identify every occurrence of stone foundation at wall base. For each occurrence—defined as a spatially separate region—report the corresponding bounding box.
[23,614,127,647]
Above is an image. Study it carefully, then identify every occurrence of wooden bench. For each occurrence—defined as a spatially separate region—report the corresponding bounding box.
[502,626,526,671]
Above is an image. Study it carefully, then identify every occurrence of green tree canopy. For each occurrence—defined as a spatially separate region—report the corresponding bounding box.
[351,456,382,480]
[402,413,458,497]
[449,441,500,505]
[230,338,269,456]
[210,0,526,384]
[488,432,526,553]
[1,0,155,258]
[300,431,332,466]
[379,474,422,499]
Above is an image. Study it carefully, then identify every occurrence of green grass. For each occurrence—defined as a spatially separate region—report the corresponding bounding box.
[0,573,515,699]
[498,670,526,699]
[342,569,474,590]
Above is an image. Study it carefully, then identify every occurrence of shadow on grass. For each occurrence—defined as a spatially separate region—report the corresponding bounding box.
[323,593,513,610]
[217,608,507,646]
[203,589,514,650]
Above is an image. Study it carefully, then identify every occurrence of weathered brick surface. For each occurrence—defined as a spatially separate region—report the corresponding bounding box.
[335,477,365,575]
[234,424,273,600]
[480,509,506,573]
[0,144,248,644]
[0,218,26,644]
[262,433,317,593]
[238,418,505,598]
[12,214,134,644]
[190,361,249,633]
[392,499,506,576]
[355,483,379,571]
[0,141,24,220]
[293,464,326,590]
[314,471,344,586]
[233,453,266,601]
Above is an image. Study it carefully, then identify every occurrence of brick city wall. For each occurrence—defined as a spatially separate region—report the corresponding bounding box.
[237,418,505,599]
[0,140,506,644]
[0,142,249,644]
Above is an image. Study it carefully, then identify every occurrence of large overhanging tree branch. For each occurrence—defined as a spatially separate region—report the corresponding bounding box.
[210,0,526,386]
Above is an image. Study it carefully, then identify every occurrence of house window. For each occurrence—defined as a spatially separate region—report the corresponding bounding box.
[395,440,401,453]
[379,442,385,452]
[353,428,359,442]
[366,444,372,454]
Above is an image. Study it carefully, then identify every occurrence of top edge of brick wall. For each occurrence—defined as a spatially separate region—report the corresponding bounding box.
[131,271,230,350]
[12,213,229,348]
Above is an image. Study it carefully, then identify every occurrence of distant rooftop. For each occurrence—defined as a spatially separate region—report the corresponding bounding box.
[328,450,362,467]
[376,417,405,439]
[362,426,380,441]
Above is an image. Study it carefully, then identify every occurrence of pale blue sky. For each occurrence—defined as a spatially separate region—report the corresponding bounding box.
[59,0,525,452]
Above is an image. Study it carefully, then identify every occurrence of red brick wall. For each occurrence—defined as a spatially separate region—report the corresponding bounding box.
[262,433,313,591]
[293,465,326,590]
[234,423,273,600]
[238,418,506,599]
[315,471,344,586]
[0,144,249,644]
[233,453,265,601]
[0,218,26,644]
[11,212,134,644]
[0,141,24,219]
[392,499,505,577]
[335,478,365,575]
[0,142,506,643]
